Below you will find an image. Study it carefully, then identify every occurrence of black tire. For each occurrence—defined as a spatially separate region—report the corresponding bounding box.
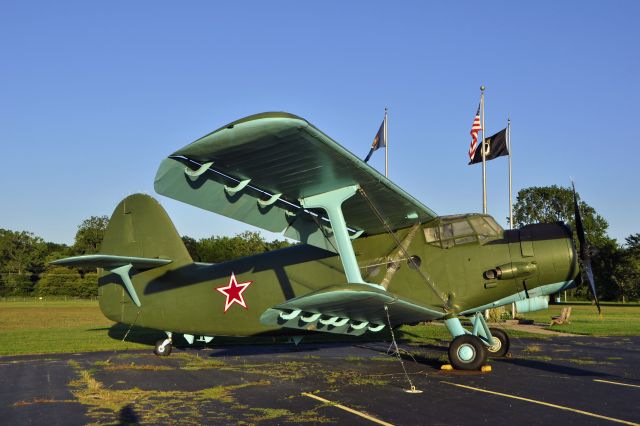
[154,339,172,357]
[448,335,488,370]
[487,328,510,357]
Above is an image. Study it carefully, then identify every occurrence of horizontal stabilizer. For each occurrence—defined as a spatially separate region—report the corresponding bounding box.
[260,284,444,336]
[51,254,172,270]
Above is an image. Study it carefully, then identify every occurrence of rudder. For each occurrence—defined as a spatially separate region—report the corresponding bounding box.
[101,193,192,263]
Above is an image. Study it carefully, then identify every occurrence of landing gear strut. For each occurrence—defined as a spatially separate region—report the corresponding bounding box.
[154,332,172,356]
[444,313,508,370]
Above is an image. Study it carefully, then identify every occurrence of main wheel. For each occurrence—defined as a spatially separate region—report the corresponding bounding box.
[487,328,510,357]
[448,335,488,370]
[154,339,172,356]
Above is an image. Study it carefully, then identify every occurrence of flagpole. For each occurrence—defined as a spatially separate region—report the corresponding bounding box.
[481,86,487,214]
[508,117,515,320]
[384,107,388,177]
[508,118,513,229]
[481,86,488,320]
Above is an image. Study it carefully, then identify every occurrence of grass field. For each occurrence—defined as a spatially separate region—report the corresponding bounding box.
[520,302,640,336]
[0,300,157,356]
[1,300,639,356]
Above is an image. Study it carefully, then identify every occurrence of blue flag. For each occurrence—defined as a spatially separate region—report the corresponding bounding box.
[364,120,386,163]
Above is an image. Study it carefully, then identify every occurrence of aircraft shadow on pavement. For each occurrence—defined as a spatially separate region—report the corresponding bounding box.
[100,322,450,369]
[105,324,165,347]
[207,342,359,357]
[99,324,621,377]
[494,357,611,378]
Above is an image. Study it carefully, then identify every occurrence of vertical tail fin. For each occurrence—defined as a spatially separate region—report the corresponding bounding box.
[101,194,192,263]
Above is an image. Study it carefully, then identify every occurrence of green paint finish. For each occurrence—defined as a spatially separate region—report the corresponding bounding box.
[55,113,583,347]
[83,192,579,339]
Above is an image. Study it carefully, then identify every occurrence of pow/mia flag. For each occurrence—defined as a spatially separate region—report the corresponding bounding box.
[469,128,509,165]
[364,119,386,163]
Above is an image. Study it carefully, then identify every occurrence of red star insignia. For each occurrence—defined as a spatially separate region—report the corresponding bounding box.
[215,272,253,313]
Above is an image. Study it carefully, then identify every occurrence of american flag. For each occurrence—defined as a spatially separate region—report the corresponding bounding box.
[468,104,482,162]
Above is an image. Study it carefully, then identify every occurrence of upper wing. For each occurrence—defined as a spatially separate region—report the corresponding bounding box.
[154,112,437,251]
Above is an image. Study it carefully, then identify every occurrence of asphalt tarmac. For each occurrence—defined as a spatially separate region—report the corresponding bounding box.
[1,336,639,425]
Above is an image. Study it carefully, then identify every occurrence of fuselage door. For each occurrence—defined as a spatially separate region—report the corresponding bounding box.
[520,229,535,257]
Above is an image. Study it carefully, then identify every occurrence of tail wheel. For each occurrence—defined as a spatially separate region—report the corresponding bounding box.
[487,328,510,357]
[154,338,172,356]
[448,335,488,370]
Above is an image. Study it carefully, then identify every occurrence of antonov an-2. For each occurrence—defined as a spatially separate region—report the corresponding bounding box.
[55,112,596,370]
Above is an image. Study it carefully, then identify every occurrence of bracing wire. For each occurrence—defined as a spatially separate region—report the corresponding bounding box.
[358,187,451,310]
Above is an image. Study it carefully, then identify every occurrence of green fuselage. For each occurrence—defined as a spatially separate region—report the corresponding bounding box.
[98,221,578,337]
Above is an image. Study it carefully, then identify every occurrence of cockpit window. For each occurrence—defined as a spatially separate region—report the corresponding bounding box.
[423,214,503,248]
[452,220,474,236]
[484,216,503,234]
[424,226,439,244]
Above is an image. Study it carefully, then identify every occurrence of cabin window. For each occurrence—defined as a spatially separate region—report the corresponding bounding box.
[469,217,495,236]
[441,223,454,239]
[484,216,503,234]
[452,220,474,236]
[424,227,439,244]
[423,214,503,249]
[455,236,476,245]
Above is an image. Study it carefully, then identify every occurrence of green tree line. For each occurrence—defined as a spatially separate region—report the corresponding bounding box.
[1,185,639,301]
[0,217,290,298]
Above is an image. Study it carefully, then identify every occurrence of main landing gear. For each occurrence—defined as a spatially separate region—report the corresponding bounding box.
[154,332,172,356]
[486,327,510,358]
[444,313,511,370]
[448,334,487,370]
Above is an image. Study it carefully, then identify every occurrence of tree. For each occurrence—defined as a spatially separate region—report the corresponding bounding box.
[625,233,640,256]
[511,185,621,301]
[73,216,109,255]
[0,229,47,275]
[615,234,640,302]
[181,236,200,261]
[511,185,610,247]
[0,229,48,296]
[182,231,292,264]
[36,266,97,297]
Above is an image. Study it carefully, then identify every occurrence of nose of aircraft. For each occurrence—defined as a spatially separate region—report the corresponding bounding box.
[528,222,579,287]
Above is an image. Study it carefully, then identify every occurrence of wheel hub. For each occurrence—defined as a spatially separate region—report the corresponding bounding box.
[488,337,502,353]
[457,344,476,362]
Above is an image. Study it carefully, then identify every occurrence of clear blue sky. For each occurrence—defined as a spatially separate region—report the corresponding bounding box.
[2,1,638,245]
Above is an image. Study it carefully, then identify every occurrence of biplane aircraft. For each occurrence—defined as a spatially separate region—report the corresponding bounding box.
[54,112,598,370]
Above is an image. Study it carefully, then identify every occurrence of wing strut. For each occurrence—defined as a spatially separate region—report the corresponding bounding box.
[300,185,381,289]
